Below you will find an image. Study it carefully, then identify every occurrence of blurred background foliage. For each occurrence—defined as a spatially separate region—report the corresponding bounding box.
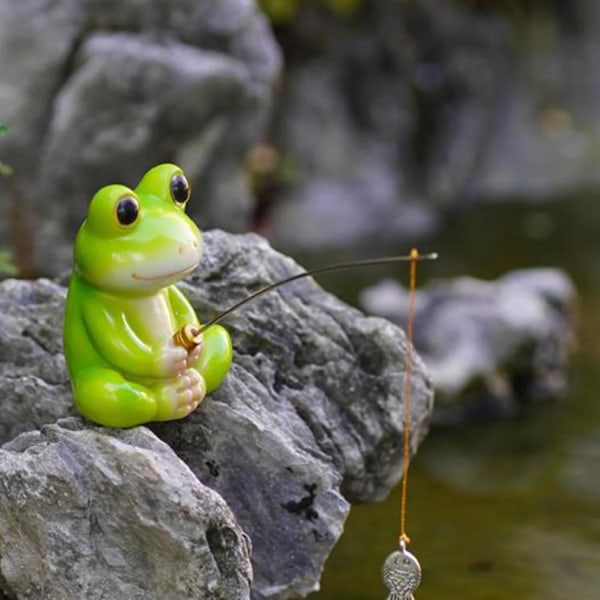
[259,0,573,23]
[0,251,17,277]
[0,124,17,277]
[0,124,12,177]
[260,0,365,23]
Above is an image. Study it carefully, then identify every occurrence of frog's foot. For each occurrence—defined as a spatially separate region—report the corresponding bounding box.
[154,368,206,421]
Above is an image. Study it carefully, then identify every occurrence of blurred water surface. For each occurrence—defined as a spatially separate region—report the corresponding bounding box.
[304,196,600,599]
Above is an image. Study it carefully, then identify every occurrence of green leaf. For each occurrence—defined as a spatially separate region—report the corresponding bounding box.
[0,251,18,276]
[0,123,12,175]
[0,162,13,176]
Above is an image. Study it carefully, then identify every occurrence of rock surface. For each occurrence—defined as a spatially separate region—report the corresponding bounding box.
[0,230,434,599]
[0,0,281,274]
[0,418,252,600]
[0,278,71,444]
[360,268,576,423]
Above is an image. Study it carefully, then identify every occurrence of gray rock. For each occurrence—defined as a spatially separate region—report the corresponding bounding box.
[153,230,434,598]
[0,418,252,600]
[360,268,576,423]
[0,230,434,599]
[0,278,72,444]
[0,0,281,275]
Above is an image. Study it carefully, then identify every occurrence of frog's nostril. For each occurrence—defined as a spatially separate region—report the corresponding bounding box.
[178,246,184,256]
[192,240,199,249]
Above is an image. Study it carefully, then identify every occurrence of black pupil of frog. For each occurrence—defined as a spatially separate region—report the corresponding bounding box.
[116,197,139,226]
[170,173,190,204]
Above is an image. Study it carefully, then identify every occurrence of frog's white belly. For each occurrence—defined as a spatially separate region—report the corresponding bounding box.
[125,293,176,343]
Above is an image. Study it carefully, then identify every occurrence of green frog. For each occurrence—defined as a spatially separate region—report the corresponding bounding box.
[63,164,232,427]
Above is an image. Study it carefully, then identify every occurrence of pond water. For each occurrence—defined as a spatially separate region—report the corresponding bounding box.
[302,198,600,599]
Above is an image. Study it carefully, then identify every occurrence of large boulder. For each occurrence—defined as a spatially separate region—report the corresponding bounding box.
[0,230,434,599]
[0,0,281,275]
[152,230,434,598]
[0,419,253,600]
[361,268,576,423]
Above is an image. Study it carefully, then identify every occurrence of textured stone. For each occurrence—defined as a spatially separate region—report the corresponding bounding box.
[0,230,434,599]
[0,278,71,444]
[0,418,252,600]
[0,0,281,274]
[361,268,576,423]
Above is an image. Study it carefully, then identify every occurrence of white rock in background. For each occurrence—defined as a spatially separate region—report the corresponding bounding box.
[361,268,576,422]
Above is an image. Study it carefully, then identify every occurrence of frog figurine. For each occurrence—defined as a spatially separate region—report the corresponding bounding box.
[63,163,232,428]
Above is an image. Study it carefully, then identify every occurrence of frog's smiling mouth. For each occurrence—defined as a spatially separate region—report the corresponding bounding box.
[132,262,198,282]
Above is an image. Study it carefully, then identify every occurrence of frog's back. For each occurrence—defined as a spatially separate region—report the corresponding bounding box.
[63,274,105,375]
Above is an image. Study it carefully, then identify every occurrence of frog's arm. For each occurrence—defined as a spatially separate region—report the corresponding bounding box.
[167,285,232,393]
[168,285,200,329]
[81,293,158,377]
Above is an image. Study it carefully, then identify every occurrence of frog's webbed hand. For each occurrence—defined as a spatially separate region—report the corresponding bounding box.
[167,285,206,369]
[155,335,189,377]
[185,335,204,369]
[154,368,206,421]
[167,286,232,393]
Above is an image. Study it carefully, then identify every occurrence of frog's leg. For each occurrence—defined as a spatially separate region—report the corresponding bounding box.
[193,324,232,393]
[73,366,207,427]
[72,367,158,428]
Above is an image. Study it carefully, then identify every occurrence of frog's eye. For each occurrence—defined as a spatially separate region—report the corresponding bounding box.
[170,173,191,205]
[115,196,140,227]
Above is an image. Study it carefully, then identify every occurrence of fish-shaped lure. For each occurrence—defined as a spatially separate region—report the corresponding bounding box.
[382,545,422,600]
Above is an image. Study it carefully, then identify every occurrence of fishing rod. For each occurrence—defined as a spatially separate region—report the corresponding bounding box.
[173,251,438,350]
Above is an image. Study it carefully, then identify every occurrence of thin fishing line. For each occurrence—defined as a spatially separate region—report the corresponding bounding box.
[399,247,419,546]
